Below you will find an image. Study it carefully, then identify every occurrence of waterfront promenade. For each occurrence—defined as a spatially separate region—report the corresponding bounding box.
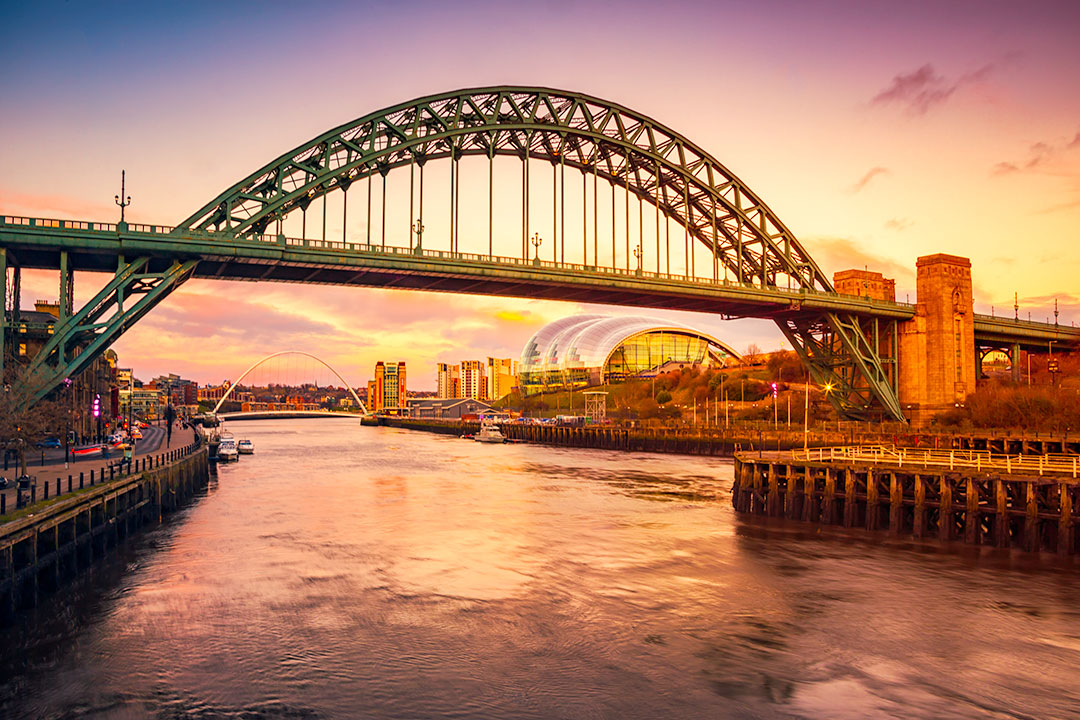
[0,421,193,520]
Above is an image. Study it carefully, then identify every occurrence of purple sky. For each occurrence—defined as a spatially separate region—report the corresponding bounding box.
[2,0,1078,388]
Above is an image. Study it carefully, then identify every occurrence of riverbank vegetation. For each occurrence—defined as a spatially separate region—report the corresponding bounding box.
[497,351,835,425]
[939,351,1080,430]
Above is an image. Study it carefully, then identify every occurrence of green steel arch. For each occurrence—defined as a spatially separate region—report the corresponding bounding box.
[178,86,902,420]
[179,86,830,292]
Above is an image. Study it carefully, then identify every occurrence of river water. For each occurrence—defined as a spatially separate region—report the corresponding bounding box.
[2,419,1079,719]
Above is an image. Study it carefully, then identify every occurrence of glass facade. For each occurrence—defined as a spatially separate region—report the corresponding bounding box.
[518,315,737,395]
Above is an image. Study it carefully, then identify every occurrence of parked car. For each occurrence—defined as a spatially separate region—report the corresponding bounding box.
[34,437,62,449]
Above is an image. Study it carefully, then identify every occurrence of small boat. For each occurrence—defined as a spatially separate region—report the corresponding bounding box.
[474,419,506,444]
[237,439,255,454]
[218,439,239,462]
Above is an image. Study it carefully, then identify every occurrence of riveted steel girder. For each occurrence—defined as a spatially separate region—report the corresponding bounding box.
[23,257,197,402]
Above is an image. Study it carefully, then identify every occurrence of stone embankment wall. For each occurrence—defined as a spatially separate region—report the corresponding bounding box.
[370,417,1080,457]
[0,441,210,622]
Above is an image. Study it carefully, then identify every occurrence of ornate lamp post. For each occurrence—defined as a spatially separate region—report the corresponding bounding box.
[413,219,425,255]
[114,170,131,230]
[633,244,643,275]
[531,232,543,266]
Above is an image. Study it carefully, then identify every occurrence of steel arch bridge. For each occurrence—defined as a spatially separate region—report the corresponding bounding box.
[2,86,1077,419]
[211,350,365,415]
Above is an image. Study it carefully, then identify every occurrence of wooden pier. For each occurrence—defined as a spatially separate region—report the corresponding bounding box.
[733,448,1080,555]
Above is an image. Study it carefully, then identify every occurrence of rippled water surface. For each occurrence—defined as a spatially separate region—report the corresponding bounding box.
[3,420,1080,719]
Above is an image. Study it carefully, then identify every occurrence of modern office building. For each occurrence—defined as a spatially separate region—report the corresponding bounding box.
[373,361,407,413]
[518,314,739,395]
[436,362,461,399]
[486,357,517,401]
[459,360,486,400]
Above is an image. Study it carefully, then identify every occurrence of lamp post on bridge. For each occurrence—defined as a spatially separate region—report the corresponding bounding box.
[413,220,424,256]
[114,170,131,231]
[531,233,543,266]
[633,244,643,276]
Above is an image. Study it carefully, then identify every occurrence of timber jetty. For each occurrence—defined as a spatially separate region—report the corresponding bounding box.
[733,446,1080,555]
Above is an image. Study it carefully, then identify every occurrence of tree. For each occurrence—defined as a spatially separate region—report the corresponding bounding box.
[0,363,68,476]
[655,390,672,404]
[743,343,762,366]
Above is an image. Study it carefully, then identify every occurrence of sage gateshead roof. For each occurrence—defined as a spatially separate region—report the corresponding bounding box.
[519,315,739,395]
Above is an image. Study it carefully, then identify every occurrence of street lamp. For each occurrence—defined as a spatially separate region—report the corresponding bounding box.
[633,244,643,275]
[114,170,131,228]
[413,219,425,255]
[531,232,543,266]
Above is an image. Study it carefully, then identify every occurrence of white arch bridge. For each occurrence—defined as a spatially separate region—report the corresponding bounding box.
[211,350,366,415]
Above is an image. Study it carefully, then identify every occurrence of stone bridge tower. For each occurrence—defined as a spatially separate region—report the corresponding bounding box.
[897,254,976,423]
[835,254,976,425]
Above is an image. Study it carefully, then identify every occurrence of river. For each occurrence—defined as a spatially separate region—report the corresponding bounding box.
[2,419,1079,719]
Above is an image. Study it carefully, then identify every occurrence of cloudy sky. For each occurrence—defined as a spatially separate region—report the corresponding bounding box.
[2,0,1078,389]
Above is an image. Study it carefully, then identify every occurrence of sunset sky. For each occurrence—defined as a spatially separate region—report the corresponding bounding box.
[2,0,1078,390]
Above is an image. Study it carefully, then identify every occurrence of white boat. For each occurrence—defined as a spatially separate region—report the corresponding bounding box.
[218,439,239,462]
[474,419,506,444]
[237,439,254,454]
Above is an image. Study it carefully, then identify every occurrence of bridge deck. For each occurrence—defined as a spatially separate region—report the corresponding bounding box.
[3,215,1077,347]
[0,215,914,319]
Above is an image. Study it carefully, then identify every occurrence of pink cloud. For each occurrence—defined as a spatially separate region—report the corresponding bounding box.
[850,167,889,193]
[806,236,913,282]
[992,127,1080,176]
[872,63,996,116]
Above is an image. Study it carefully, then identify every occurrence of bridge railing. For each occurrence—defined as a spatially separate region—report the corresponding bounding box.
[973,312,1079,332]
[0,215,181,236]
[0,214,924,310]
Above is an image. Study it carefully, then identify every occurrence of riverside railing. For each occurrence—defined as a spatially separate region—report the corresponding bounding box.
[1,431,203,518]
[791,445,1080,478]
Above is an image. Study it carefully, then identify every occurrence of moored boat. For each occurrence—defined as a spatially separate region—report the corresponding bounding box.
[474,419,505,444]
[237,439,254,454]
[218,439,239,462]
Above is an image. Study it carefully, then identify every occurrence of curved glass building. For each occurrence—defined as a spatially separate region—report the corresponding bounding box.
[519,315,739,395]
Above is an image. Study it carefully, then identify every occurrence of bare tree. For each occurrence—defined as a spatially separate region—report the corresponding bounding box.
[0,363,67,476]
[743,343,762,366]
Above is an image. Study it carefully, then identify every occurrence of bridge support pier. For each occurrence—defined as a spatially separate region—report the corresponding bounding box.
[897,255,977,426]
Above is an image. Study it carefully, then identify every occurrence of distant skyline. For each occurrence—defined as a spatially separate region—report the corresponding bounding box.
[2,0,1078,388]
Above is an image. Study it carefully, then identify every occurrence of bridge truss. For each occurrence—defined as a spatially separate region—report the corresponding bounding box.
[10,86,1046,419]
[177,87,903,420]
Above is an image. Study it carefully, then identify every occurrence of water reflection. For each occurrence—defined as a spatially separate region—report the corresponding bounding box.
[1,420,1079,719]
